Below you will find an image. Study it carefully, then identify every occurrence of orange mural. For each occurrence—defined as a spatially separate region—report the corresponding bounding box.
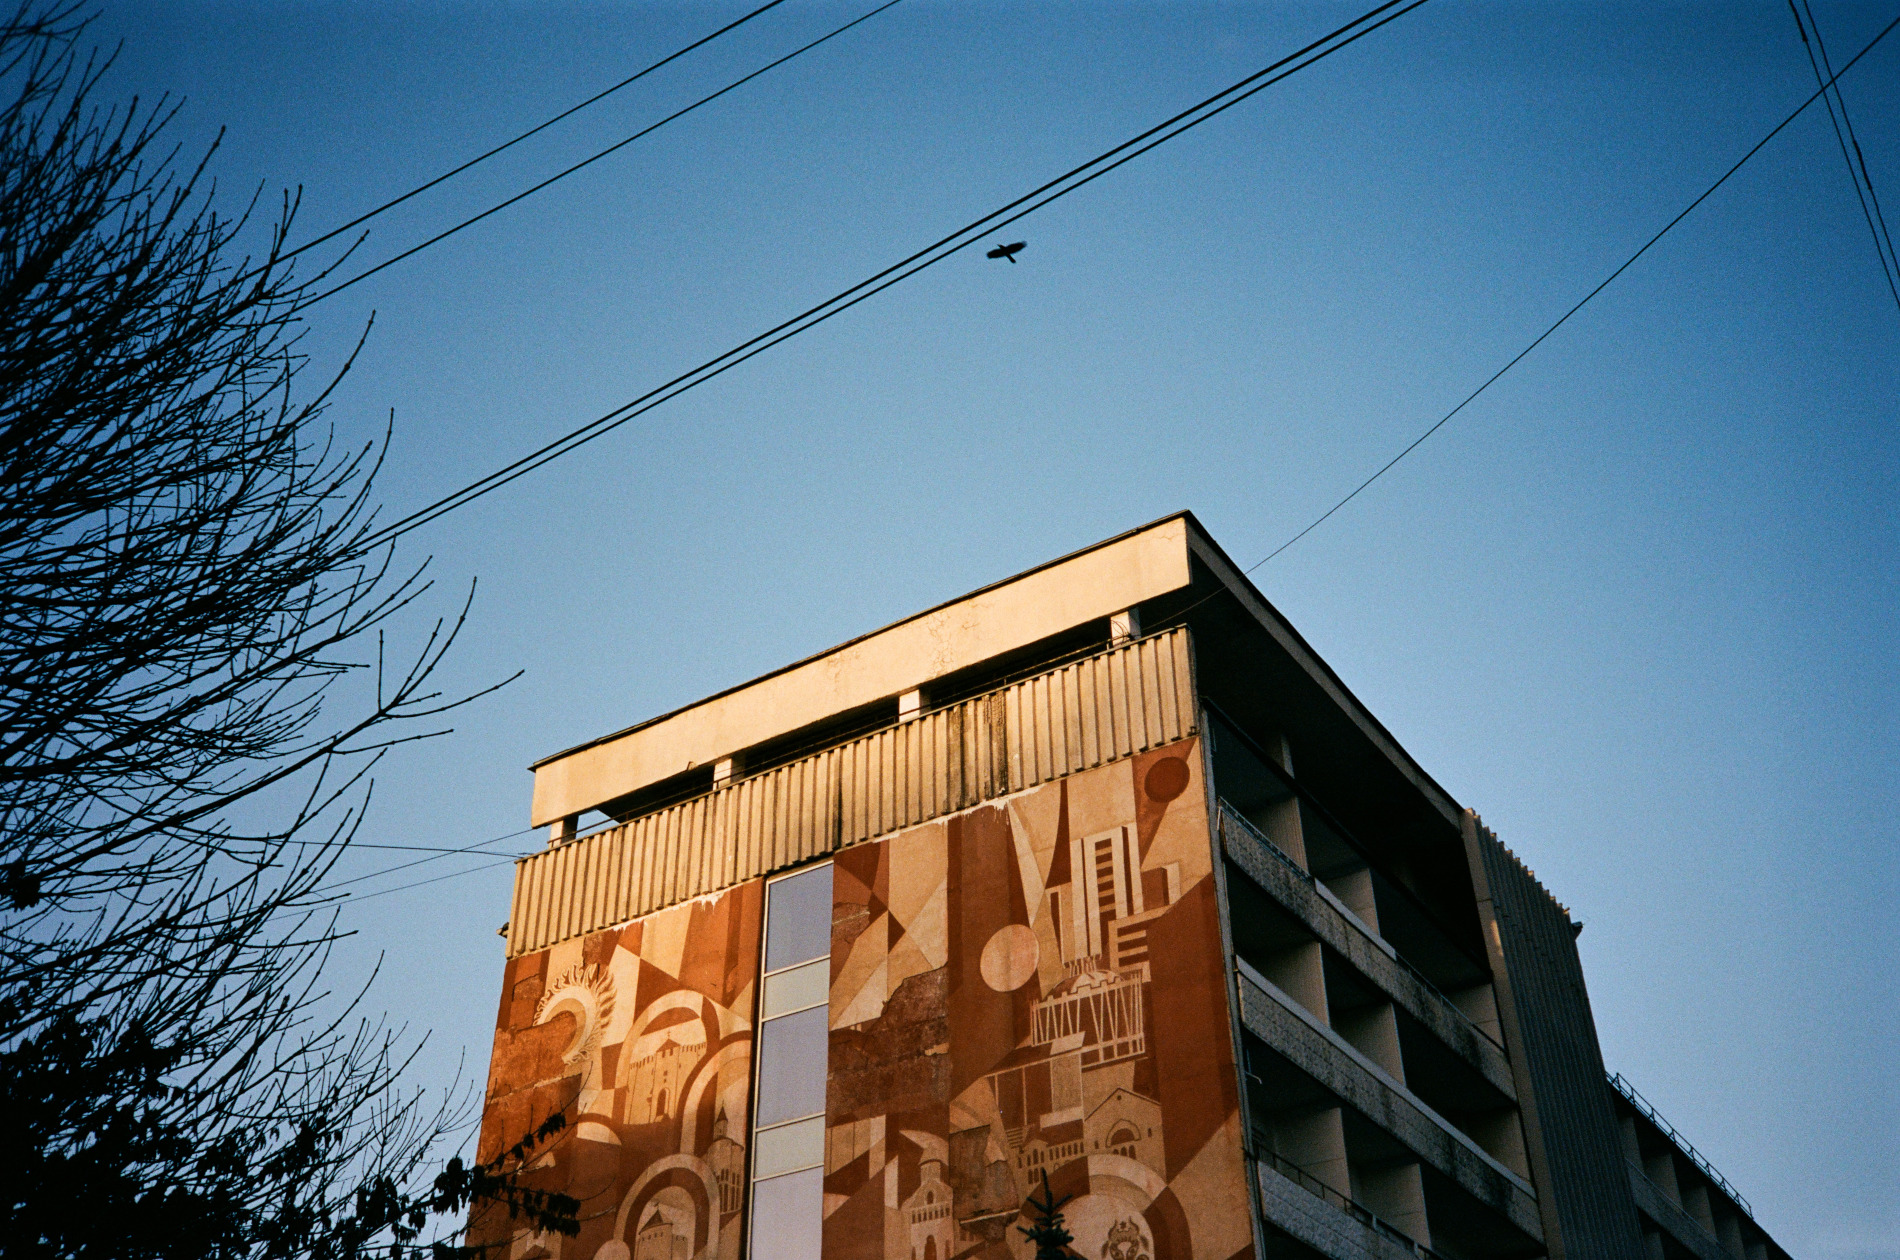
[822,737,1252,1260]
[478,879,763,1260]
[478,736,1251,1260]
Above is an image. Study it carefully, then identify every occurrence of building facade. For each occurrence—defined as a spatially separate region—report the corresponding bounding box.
[474,514,1789,1260]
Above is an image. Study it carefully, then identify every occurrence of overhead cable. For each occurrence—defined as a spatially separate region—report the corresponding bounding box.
[281,0,791,264]
[339,853,523,906]
[1786,0,1900,315]
[317,826,534,894]
[1230,9,1900,578]
[296,0,907,310]
[354,0,1431,550]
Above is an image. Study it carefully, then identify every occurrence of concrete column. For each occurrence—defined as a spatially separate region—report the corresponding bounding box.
[1109,608,1141,643]
[1468,1107,1534,1182]
[1325,866,1381,934]
[1257,941,1329,1025]
[1276,1106,1350,1200]
[1334,1001,1405,1083]
[1240,734,1308,868]
[547,814,577,847]
[898,687,925,722]
[1716,1210,1747,1258]
[1255,797,1309,870]
[1357,1162,1432,1248]
[712,754,741,786]
[1682,1179,1716,1236]
[1619,1115,1643,1165]
[1644,1230,1667,1260]
[1644,1145,1681,1204]
[1450,981,1504,1047]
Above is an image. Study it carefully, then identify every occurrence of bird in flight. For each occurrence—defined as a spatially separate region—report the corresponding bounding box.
[986,241,1027,263]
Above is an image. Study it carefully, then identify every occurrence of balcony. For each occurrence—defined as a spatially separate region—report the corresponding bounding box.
[1237,963,1542,1244]
[1220,802,1515,1101]
[1255,1151,1451,1260]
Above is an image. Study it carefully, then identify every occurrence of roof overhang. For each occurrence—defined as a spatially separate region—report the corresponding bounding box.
[529,514,1196,826]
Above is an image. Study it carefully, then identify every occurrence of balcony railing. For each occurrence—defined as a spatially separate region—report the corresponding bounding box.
[1218,800,1503,1053]
[1258,1150,1448,1260]
[1609,1072,1752,1218]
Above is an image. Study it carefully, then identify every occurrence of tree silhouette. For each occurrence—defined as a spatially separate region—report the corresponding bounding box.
[0,5,566,1256]
[1019,1171,1079,1260]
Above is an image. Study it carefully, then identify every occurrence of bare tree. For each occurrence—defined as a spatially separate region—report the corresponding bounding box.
[0,6,573,1256]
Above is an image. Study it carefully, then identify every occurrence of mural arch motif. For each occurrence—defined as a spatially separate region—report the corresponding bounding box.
[536,964,617,1065]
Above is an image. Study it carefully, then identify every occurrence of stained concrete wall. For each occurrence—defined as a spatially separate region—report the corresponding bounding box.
[1465,816,1646,1260]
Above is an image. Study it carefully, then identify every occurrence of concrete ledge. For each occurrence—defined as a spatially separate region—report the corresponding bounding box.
[1238,971,1543,1243]
[1254,1159,1420,1260]
[1629,1163,1730,1260]
[1222,809,1517,1100]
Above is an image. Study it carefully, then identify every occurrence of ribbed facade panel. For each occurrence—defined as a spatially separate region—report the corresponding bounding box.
[505,628,1196,956]
[1470,821,1648,1260]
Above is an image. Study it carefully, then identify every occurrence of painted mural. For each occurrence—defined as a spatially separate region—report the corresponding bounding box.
[822,737,1252,1260]
[477,734,1251,1260]
[477,879,763,1260]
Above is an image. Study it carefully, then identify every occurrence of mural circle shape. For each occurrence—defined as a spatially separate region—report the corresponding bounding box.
[979,923,1039,991]
[1143,756,1190,803]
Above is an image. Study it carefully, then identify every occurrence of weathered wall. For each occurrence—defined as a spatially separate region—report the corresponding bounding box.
[478,734,1250,1260]
[477,879,763,1260]
[1464,816,1644,1260]
[821,735,1253,1260]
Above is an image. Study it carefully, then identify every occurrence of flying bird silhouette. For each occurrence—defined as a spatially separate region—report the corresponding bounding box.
[986,241,1027,263]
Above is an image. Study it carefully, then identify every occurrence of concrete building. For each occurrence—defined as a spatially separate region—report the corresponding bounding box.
[475,513,1789,1260]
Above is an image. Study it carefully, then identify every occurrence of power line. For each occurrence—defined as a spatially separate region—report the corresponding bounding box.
[326,12,1900,914]
[338,853,523,906]
[1230,9,1900,580]
[294,0,907,311]
[1787,0,1900,316]
[353,0,1432,550]
[280,0,791,264]
[317,826,534,893]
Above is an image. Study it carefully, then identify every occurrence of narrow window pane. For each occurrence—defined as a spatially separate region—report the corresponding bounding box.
[756,1004,828,1127]
[752,1114,824,1178]
[750,1166,823,1260]
[762,957,830,1019]
[766,864,833,972]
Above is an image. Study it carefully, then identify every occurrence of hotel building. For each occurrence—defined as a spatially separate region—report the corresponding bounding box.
[475,513,1789,1260]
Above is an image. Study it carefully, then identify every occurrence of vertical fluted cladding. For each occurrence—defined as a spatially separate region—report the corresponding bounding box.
[505,628,1195,957]
[1475,824,1647,1260]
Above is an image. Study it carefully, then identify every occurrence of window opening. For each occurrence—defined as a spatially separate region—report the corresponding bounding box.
[748,862,832,1260]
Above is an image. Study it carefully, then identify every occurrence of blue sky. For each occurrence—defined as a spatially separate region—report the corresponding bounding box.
[88,2,1895,1255]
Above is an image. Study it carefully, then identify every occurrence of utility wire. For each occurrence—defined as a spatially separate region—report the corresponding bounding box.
[353,0,1430,550]
[326,12,1900,908]
[295,0,907,311]
[1787,0,1900,316]
[1230,9,1900,578]
[338,853,523,906]
[317,826,534,893]
[281,0,790,264]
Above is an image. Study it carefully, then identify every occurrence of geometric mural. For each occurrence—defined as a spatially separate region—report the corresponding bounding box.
[477,735,1250,1260]
[477,880,763,1260]
[821,737,1253,1260]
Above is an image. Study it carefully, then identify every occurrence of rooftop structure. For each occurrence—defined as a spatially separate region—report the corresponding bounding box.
[476,512,1787,1260]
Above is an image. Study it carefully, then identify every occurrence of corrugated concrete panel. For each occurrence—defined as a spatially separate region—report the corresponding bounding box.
[1220,804,1517,1101]
[508,629,1195,957]
[1237,969,1543,1242]
[530,516,1194,824]
[1465,815,1647,1260]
